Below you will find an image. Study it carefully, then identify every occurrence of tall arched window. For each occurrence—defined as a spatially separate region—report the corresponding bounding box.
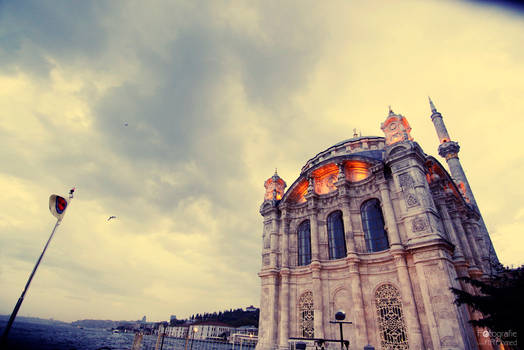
[361,199,389,252]
[375,284,409,349]
[327,211,347,259]
[297,220,312,266]
[299,291,314,338]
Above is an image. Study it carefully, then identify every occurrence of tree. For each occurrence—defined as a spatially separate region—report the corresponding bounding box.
[450,264,524,348]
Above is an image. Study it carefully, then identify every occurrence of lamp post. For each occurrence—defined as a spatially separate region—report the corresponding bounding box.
[1,188,75,346]
[189,326,198,350]
[329,310,352,350]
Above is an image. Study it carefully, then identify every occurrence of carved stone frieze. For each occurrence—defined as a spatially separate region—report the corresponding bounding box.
[405,193,420,207]
[412,216,428,233]
[398,173,414,189]
[391,160,409,171]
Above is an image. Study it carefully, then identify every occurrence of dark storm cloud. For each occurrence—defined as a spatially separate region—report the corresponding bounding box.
[87,3,325,214]
[0,1,111,76]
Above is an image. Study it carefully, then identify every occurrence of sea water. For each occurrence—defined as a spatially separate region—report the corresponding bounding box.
[0,320,134,350]
[0,321,257,350]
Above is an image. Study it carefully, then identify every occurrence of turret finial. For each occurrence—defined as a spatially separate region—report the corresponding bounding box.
[388,105,395,116]
[429,96,437,114]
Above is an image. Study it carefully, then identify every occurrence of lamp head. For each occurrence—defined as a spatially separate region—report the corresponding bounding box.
[335,310,346,321]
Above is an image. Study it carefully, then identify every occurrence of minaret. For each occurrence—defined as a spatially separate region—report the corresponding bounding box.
[429,98,499,266]
[429,97,476,207]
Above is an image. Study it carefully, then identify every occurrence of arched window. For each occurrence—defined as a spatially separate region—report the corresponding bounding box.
[327,211,347,259]
[361,199,389,252]
[375,284,409,349]
[299,291,314,338]
[297,220,311,266]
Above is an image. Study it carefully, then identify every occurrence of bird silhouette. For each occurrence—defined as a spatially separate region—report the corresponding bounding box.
[107,216,117,221]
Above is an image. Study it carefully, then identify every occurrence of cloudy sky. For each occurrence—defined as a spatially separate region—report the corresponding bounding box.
[0,0,523,323]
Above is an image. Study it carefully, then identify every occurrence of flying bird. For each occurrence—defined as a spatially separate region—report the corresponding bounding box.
[107,216,117,221]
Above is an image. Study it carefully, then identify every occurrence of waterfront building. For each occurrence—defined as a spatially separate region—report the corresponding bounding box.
[166,324,189,338]
[246,305,258,312]
[256,100,497,350]
[191,321,234,340]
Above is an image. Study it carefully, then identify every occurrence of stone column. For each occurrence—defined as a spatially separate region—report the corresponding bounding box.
[464,222,483,269]
[311,263,324,339]
[340,202,356,253]
[377,181,402,248]
[393,253,425,348]
[279,269,290,349]
[269,214,280,268]
[347,259,369,347]
[451,213,476,269]
[310,210,320,262]
[378,179,424,347]
[278,214,290,349]
[437,201,466,261]
[267,273,279,349]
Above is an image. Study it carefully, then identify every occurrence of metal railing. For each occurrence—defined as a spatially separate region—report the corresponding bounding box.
[131,333,258,350]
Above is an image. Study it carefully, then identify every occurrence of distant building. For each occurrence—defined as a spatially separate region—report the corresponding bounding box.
[245,305,258,312]
[170,315,177,322]
[191,321,234,340]
[230,326,258,345]
[257,101,498,350]
[166,325,189,338]
[141,316,146,323]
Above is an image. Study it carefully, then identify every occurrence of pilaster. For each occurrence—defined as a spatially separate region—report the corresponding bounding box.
[278,269,290,349]
[311,262,324,339]
[393,252,425,348]
[346,259,369,347]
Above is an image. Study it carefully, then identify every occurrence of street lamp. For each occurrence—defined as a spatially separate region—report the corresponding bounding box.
[329,310,352,350]
[190,326,198,350]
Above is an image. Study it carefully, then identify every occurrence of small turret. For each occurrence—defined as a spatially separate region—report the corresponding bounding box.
[263,169,286,201]
[380,107,413,146]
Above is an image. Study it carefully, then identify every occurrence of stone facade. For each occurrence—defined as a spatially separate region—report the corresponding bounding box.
[256,103,497,350]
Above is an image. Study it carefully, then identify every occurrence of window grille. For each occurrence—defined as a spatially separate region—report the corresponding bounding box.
[361,199,389,252]
[375,284,409,350]
[299,291,314,338]
[298,220,312,266]
[327,211,347,259]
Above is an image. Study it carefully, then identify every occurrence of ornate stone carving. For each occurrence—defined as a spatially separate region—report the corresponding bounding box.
[412,216,428,233]
[398,173,414,189]
[375,284,409,349]
[299,291,314,338]
[405,193,420,207]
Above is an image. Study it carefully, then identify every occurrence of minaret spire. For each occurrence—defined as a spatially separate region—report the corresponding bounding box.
[428,96,437,114]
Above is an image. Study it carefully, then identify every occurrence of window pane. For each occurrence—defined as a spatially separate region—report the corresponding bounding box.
[298,220,311,266]
[327,211,347,259]
[361,199,390,252]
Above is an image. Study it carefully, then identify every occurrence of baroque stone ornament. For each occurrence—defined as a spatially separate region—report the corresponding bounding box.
[398,173,414,189]
[412,216,427,233]
[405,193,420,207]
[299,291,314,338]
[375,284,409,350]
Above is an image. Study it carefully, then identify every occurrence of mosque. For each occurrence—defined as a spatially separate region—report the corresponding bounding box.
[256,99,497,350]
